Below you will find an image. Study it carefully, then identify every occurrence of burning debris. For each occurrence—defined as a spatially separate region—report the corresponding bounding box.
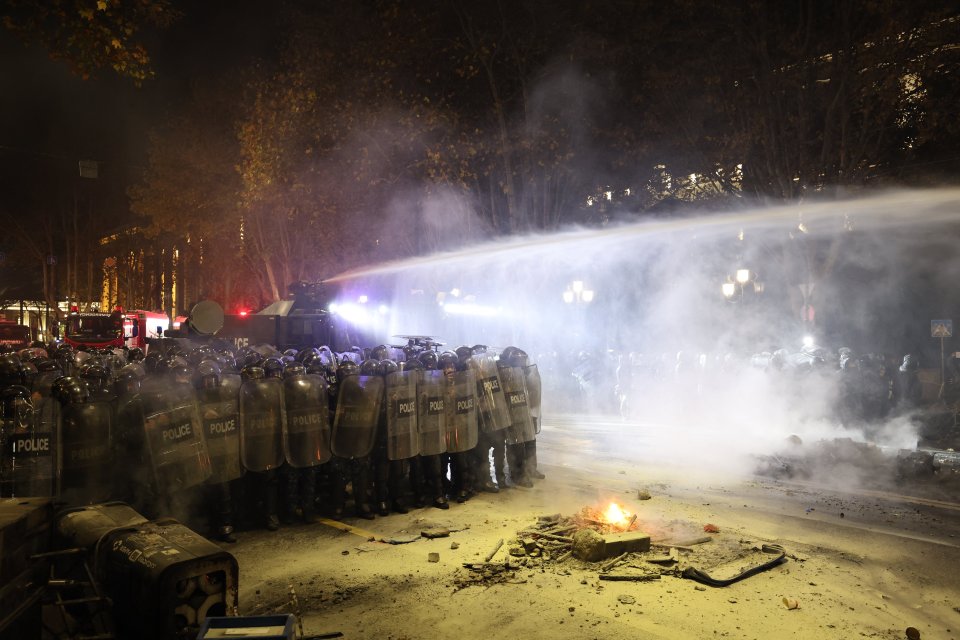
[453,502,790,591]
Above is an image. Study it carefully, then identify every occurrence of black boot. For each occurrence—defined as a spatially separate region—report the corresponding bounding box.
[280,466,298,524]
[357,502,377,520]
[354,461,376,519]
[508,443,533,488]
[263,470,281,530]
[216,524,237,543]
[525,440,545,480]
[301,468,318,523]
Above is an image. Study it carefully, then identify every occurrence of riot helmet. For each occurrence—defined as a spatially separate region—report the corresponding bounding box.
[263,357,285,379]
[0,353,23,387]
[240,365,265,382]
[370,344,391,362]
[359,359,380,376]
[80,364,111,392]
[143,352,162,374]
[240,350,264,369]
[0,385,33,429]
[283,363,307,378]
[127,347,146,362]
[336,360,360,382]
[438,351,458,373]
[216,353,238,373]
[52,376,88,405]
[418,350,439,370]
[35,358,61,374]
[401,358,423,372]
[377,359,399,376]
[296,347,319,363]
[504,347,529,368]
[194,360,222,390]
[114,364,143,396]
[455,346,473,363]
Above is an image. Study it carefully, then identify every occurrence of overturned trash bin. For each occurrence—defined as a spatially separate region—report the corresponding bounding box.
[55,502,239,640]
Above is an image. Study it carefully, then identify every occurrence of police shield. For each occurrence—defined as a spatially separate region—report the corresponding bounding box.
[282,373,331,468]
[198,389,242,484]
[32,370,62,397]
[331,374,382,459]
[1,393,56,497]
[60,400,113,505]
[499,366,535,445]
[524,364,542,434]
[141,388,212,492]
[385,369,419,460]
[467,355,510,432]
[445,369,478,453]
[417,369,446,456]
[239,377,285,472]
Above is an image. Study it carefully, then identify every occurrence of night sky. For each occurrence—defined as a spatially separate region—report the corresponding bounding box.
[0,0,274,196]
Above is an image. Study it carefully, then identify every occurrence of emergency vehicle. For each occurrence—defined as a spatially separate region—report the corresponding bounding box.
[0,320,33,349]
[63,306,169,351]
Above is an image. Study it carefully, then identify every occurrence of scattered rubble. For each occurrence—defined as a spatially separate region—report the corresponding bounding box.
[447,509,790,593]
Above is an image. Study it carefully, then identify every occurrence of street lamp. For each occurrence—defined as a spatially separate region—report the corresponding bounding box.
[563,280,595,305]
[722,269,763,302]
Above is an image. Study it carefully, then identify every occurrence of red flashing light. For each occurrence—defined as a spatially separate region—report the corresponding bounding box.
[239,310,249,317]
[69,305,79,313]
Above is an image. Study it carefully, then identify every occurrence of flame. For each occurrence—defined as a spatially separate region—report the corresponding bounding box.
[604,502,630,526]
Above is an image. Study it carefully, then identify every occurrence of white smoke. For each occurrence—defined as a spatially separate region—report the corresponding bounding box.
[326,188,960,490]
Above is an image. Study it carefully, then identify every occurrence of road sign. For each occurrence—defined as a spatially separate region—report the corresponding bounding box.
[932,319,953,338]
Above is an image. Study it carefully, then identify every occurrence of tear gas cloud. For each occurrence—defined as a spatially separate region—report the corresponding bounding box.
[327,188,960,487]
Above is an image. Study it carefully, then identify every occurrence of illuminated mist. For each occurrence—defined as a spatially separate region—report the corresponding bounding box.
[324,188,960,487]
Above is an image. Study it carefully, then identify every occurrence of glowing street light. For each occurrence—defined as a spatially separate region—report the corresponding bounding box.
[722,269,762,303]
[563,280,594,305]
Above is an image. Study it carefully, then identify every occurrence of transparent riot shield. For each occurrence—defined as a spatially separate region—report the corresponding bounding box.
[198,389,242,484]
[524,364,542,434]
[385,370,419,460]
[283,373,331,468]
[60,400,114,505]
[1,395,57,498]
[445,369,478,453]
[239,377,285,472]
[331,374,382,459]
[29,395,61,497]
[467,354,510,432]
[417,369,447,456]
[500,366,535,445]
[141,388,212,493]
[32,370,62,397]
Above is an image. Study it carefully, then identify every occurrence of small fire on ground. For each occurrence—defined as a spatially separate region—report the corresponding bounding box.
[572,501,639,533]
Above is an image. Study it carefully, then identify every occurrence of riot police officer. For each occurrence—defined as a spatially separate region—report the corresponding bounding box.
[329,359,378,520]
[195,360,242,542]
[371,358,411,515]
[440,350,478,503]
[238,365,284,531]
[411,351,449,509]
[0,385,41,497]
[280,362,331,524]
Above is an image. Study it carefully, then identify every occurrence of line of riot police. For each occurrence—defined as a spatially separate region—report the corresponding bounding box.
[0,338,543,542]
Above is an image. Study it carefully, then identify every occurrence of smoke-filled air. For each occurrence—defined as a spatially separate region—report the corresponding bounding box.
[323,188,960,486]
